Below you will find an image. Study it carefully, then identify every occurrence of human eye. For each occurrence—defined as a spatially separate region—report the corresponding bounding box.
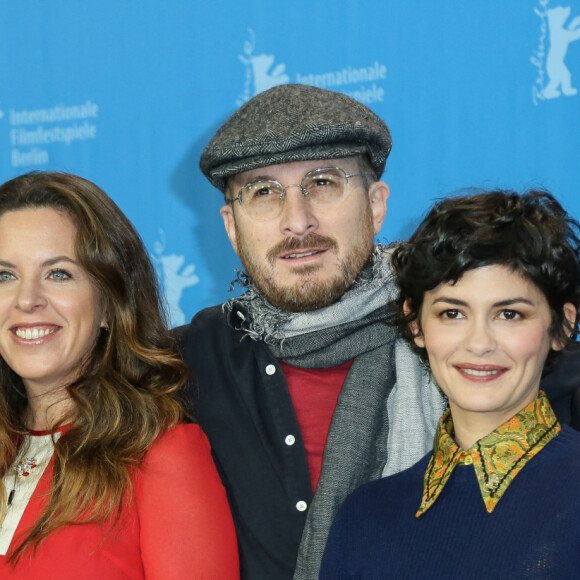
[498,309,522,321]
[245,181,279,201]
[312,175,334,188]
[307,171,341,190]
[0,271,14,282]
[304,170,344,202]
[440,309,465,320]
[48,268,72,281]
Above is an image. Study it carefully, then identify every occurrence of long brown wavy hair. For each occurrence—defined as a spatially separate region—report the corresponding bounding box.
[0,171,188,562]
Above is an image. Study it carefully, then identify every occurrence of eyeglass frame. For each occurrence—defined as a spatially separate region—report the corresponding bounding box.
[225,166,376,221]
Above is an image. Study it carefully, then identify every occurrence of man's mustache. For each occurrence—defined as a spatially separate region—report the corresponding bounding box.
[267,233,338,263]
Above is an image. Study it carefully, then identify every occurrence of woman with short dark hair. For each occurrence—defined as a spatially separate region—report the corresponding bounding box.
[321,189,580,578]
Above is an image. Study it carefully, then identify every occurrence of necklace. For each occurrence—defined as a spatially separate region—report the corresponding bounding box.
[8,456,38,505]
[3,433,57,510]
[0,433,57,553]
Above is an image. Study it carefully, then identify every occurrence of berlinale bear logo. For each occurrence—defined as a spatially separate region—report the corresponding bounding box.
[532,2,580,103]
[237,29,290,105]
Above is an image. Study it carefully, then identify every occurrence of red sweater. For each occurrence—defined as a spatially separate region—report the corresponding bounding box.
[0,424,239,579]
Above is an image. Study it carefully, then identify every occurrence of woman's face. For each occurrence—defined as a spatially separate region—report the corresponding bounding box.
[0,208,106,395]
[412,264,575,432]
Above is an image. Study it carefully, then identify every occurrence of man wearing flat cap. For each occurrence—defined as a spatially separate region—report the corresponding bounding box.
[177,84,443,579]
[178,84,580,579]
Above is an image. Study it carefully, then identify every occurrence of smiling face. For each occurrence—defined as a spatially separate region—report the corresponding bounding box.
[0,208,106,396]
[220,157,389,311]
[412,265,575,445]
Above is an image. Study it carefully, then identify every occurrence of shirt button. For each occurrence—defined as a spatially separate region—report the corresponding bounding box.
[265,364,276,375]
[285,435,296,446]
[296,500,308,512]
[463,455,473,465]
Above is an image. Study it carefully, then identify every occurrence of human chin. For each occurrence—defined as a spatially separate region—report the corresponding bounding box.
[237,210,376,311]
[261,267,357,312]
[240,239,373,312]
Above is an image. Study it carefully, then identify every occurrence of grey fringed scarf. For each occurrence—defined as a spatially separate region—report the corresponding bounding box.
[225,245,445,580]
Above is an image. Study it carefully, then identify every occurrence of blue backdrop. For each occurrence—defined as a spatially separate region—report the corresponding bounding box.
[1,0,579,325]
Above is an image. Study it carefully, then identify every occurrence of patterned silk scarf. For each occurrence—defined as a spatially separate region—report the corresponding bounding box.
[417,391,561,516]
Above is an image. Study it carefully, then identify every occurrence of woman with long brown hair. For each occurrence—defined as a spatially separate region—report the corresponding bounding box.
[0,172,239,578]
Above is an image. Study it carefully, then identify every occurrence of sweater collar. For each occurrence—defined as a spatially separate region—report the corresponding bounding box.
[417,391,560,517]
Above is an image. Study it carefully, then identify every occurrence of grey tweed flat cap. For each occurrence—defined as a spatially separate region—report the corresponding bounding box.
[200,84,392,192]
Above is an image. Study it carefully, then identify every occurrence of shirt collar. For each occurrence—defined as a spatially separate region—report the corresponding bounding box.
[417,391,560,517]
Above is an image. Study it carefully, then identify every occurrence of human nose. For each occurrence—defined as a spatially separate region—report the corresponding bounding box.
[463,319,496,356]
[278,184,319,236]
[14,279,47,313]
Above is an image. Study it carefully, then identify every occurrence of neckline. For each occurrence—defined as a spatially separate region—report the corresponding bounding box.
[28,424,71,437]
[417,392,559,516]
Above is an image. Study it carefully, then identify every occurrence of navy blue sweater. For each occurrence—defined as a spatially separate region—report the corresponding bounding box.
[320,425,580,579]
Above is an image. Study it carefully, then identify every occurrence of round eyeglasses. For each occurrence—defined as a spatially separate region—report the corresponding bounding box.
[227,167,375,221]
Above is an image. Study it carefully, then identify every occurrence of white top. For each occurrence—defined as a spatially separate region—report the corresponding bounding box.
[0,432,59,555]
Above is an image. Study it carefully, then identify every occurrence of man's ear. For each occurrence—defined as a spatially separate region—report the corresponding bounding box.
[552,302,578,351]
[368,181,390,235]
[404,299,425,348]
[220,204,239,256]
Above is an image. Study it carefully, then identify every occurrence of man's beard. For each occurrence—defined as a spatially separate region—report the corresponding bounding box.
[235,207,375,312]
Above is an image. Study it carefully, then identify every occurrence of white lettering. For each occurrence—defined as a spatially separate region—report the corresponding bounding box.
[10,122,97,146]
[11,148,50,167]
[295,62,388,89]
[9,101,99,126]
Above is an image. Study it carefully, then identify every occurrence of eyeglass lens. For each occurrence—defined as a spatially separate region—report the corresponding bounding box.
[241,168,348,219]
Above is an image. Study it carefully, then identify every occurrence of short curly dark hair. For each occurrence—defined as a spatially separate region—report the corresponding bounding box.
[390,189,580,362]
